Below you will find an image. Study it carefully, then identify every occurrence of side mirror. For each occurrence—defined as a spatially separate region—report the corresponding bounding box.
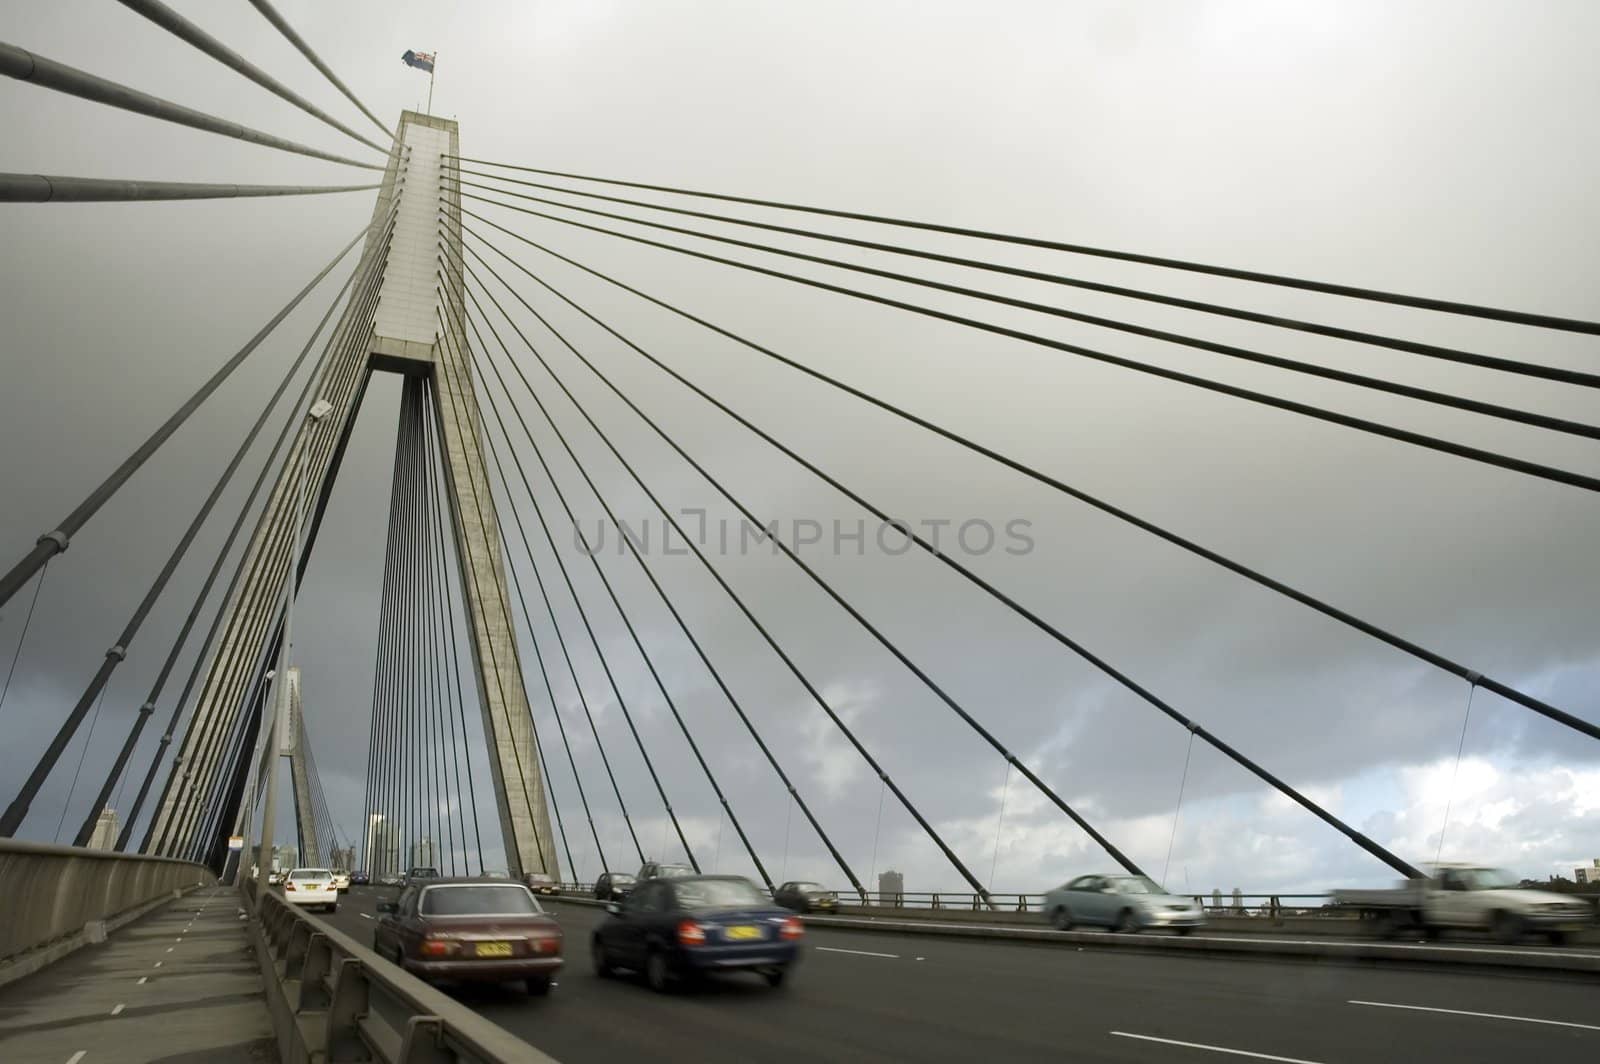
[377,901,398,914]
[605,903,622,916]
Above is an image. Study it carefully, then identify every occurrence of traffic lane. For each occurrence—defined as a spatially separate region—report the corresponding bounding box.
[519,902,1599,1063]
[818,914,1600,959]
[320,891,1600,1062]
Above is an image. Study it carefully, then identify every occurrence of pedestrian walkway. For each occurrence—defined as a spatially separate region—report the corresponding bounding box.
[0,885,273,1064]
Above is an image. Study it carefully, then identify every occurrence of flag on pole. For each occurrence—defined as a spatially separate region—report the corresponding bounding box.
[402,49,435,73]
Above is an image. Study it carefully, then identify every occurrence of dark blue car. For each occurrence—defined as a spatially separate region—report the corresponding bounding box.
[591,874,804,991]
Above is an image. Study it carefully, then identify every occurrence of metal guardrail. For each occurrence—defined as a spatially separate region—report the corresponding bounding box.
[557,881,1316,913]
[0,838,213,982]
[247,880,560,1063]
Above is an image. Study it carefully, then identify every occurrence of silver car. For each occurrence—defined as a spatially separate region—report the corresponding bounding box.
[1043,874,1205,934]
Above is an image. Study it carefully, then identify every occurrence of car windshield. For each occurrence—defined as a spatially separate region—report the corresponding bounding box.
[290,869,331,881]
[794,882,826,892]
[654,865,693,878]
[611,874,636,884]
[527,874,554,883]
[1461,868,1519,890]
[421,885,542,915]
[409,867,439,878]
[1108,876,1166,895]
[674,879,770,911]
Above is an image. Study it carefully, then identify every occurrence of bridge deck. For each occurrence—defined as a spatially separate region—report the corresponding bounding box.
[0,886,272,1064]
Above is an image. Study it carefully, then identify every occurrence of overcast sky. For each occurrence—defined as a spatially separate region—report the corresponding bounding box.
[0,0,1596,895]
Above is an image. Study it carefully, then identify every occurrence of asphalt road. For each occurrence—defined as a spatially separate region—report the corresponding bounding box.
[321,888,1599,1063]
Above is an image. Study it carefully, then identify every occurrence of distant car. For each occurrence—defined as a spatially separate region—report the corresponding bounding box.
[283,867,339,913]
[402,866,441,888]
[594,872,636,901]
[1333,864,1595,944]
[524,873,560,897]
[636,861,695,882]
[592,874,803,992]
[266,870,283,887]
[774,881,839,914]
[330,870,352,894]
[1043,874,1205,934]
[350,871,371,887]
[373,879,563,995]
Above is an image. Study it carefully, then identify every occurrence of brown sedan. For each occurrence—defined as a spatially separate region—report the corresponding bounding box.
[373,879,563,995]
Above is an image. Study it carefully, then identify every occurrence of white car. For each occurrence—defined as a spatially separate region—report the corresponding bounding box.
[283,867,339,912]
[330,870,352,894]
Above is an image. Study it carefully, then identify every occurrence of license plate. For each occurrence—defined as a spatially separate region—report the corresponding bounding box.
[724,925,765,941]
[475,941,513,957]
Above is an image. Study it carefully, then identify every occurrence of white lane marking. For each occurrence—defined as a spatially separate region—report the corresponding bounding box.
[165,947,173,953]
[152,962,162,968]
[359,913,373,920]
[1349,1000,1600,1032]
[136,977,147,985]
[110,1004,125,1016]
[816,946,899,959]
[66,1053,87,1064]
[1110,1032,1322,1063]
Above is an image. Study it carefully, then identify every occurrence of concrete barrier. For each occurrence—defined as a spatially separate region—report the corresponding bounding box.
[250,881,561,1063]
[0,838,215,987]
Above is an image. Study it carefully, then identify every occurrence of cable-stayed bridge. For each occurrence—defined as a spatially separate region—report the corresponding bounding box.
[0,4,1596,1062]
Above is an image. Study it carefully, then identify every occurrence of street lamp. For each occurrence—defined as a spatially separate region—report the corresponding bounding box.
[254,398,333,904]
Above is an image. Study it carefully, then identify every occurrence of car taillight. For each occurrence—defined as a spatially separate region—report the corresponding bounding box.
[779,916,804,940]
[284,882,296,891]
[677,920,707,946]
[420,937,458,957]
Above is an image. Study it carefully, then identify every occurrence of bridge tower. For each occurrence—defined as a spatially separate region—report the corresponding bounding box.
[145,112,559,879]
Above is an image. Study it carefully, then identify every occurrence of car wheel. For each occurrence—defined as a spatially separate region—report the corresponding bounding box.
[1049,906,1073,931]
[1175,926,1194,937]
[1491,910,1523,945]
[763,967,787,989]
[645,951,674,994]
[1113,909,1139,934]
[591,938,613,978]
[526,975,552,997]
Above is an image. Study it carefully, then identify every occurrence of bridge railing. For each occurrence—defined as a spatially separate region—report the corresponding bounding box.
[247,878,559,1064]
[556,881,1351,918]
[0,838,214,986]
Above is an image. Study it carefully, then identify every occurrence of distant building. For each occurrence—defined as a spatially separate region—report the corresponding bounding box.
[365,814,399,878]
[1231,887,1244,912]
[879,870,904,905]
[1211,889,1222,908]
[330,846,356,872]
[1577,860,1600,885]
[272,844,297,872]
[86,807,120,851]
[411,838,436,869]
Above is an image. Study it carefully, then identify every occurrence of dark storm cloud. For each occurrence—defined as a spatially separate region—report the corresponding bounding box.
[1,1,1596,893]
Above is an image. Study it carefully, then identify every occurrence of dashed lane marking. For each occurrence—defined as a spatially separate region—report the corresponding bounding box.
[1348,1000,1600,1032]
[1110,1032,1322,1063]
[816,946,899,959]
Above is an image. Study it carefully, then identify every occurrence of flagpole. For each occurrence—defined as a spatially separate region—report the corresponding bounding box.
[427,54,435,114]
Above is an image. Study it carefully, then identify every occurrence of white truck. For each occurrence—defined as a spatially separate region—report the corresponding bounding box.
[1332,863,1593,945]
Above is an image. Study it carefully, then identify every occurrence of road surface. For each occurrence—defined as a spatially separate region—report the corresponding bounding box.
[319,887,1598,1063]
